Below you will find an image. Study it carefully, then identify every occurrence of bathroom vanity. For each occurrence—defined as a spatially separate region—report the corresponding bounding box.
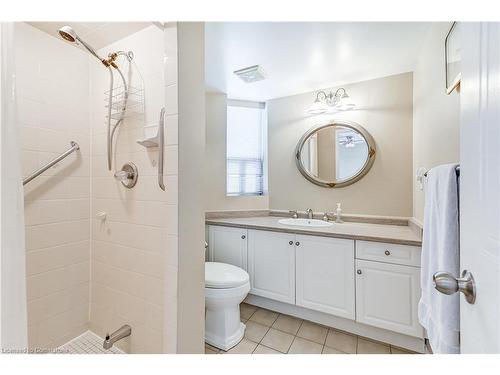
[206,216,424,352]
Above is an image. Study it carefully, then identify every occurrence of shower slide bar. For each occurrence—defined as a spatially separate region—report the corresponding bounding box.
[23,141,80,186]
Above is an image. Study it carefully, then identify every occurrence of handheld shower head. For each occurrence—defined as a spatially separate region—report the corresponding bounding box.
[58,26,77,43]
[58,25,107,66]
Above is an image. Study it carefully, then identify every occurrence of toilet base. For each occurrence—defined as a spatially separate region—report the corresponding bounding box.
[205,321,246,351]
[204,282,250,351]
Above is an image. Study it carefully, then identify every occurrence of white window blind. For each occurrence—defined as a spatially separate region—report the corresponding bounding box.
[226,101,266,196]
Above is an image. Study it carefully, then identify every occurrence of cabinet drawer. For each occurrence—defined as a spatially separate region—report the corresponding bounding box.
[356,240,421,267]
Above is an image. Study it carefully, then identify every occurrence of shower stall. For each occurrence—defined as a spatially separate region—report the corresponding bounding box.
[0,21,182,353]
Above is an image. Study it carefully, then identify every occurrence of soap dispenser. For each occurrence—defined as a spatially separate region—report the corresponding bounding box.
[335,203,343,223]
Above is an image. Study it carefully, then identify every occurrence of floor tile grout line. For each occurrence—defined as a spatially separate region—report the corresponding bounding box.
[244,306,258,321]
[287,335,298,354]
[319,326,329,353]
[250,310,280,353]
[285,319,305,354]
[250,321,272,353]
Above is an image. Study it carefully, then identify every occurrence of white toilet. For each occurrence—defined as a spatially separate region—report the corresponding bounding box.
[205,262,250,351]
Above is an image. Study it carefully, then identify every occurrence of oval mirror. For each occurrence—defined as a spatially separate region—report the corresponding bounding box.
[295,121,376,188]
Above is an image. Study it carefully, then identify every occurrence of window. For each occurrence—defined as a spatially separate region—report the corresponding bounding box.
[226,100,267,196]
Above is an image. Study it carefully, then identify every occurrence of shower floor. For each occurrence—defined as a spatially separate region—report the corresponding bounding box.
[59,331,124,354]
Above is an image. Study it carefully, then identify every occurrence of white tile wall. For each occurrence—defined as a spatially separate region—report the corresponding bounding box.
[17,22,178,353]
[15,22,92,350]
[88,24,178,354]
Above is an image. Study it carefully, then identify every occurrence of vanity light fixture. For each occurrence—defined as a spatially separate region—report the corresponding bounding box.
[307,88,355,115]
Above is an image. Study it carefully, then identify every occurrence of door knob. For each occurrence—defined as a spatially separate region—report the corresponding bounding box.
[433,270,476,304]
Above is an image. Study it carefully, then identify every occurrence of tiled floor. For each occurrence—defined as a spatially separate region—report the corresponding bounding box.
[58,331,124,354]
[205,303,418,355]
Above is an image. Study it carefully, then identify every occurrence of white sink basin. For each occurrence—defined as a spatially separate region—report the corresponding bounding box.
[278,218,334,228]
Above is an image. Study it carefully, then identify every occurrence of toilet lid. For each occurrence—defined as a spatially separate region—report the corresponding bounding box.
[205,262,249,289]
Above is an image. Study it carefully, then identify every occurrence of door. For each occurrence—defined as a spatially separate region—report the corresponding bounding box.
[247,229,295,304]
[296,235,355,319]
[459,22,500,353]
[356,260,423,337]
[208,225,248,270]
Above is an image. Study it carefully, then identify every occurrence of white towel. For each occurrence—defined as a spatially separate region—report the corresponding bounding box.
[418,163,460,354]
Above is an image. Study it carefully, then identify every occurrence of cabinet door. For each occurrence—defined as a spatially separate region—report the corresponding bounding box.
[296,235,355,320]
[208,225,248,270]
[355,259,423,337]
[247,229,295,304]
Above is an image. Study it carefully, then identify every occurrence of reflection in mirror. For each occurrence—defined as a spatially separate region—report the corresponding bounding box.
[296,122,375,188]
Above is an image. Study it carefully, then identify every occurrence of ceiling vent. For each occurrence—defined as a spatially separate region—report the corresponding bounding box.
[233,65,266,83]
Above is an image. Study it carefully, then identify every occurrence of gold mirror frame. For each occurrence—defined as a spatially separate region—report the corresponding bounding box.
[295,120,376,188]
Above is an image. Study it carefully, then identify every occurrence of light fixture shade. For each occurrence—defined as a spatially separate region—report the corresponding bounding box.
[307,99,328,114]
[336,95,356,111]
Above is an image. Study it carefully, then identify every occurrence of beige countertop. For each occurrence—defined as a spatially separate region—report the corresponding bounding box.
[206,216,422,246]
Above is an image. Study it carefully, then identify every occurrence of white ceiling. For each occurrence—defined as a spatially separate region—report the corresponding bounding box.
[205,22,433,101]
[28,22,152,49]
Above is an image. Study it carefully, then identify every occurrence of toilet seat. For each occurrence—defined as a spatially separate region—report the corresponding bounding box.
[205,262,249,289]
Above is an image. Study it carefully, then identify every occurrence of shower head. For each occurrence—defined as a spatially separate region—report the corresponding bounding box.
[58,26,77,42]
[58,25,108,66]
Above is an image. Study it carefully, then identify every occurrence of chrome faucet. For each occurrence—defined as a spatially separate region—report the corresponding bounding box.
[305,208,314,219]
[103,324,131,349]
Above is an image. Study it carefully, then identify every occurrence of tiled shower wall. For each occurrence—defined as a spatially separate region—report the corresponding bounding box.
[89,24,178,353]
[17,22,178,353]
[16,22,91,349]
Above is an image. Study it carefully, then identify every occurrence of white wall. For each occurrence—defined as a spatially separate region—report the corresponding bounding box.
[177,22,205,354]
[89,24,178,354]
[412,23,460,223]
[267,72,414,217]
[205,92,269,212]
[16,22,91,349]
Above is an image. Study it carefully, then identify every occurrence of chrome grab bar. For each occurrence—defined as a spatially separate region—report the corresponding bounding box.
[158,107,166,191]
[23,141,80,186]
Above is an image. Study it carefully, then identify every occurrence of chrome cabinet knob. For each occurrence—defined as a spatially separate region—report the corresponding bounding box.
[357,269,362,275]
[384,250,391,256]
[433,270,476,304]
[241,235,246,239]
[295,241,300,246]
[289,241,294,245]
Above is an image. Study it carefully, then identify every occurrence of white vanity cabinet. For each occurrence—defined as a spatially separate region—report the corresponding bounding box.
[295,235,355,320]
[247,229,296,304]
[207,223,424,345]
[355,259,423,337]
[208,225,248,270]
